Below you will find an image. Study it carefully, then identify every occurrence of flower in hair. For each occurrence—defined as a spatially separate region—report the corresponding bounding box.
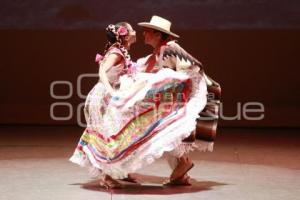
[117,26,128,36]
[106,24,117,35]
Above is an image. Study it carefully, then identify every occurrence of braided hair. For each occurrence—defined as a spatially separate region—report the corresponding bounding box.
[103,22,131,63]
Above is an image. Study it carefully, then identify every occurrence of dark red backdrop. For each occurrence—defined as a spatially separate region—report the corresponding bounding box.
[1,1,299,127]
[1,29,299,127]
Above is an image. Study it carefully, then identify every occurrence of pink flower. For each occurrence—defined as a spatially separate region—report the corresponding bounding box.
[95,53,103,63]
[117,26,128,36]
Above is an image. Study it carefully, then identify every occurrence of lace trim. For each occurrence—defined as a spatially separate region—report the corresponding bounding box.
[169,140,214,158]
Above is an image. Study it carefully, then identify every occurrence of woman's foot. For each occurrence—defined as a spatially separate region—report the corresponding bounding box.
[120,174,139,183]
[170,156,194,181]
[99,175,123,189]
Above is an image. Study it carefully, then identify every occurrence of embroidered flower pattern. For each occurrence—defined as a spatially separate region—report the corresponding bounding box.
[106,24,129,40]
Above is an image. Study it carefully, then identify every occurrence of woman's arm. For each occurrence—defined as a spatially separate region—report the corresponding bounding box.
[99,53,122,94]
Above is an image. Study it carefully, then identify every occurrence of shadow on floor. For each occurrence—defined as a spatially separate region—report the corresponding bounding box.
[74,173,227,195]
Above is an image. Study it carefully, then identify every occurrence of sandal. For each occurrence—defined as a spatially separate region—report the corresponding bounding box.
[99,175,123,189]
[120,174,139,183]
[163,175,191,186]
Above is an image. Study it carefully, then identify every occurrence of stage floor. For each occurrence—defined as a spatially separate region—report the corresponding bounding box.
[0,126,299,200]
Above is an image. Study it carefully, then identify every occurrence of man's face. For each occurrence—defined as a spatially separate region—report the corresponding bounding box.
[143,28,158,47]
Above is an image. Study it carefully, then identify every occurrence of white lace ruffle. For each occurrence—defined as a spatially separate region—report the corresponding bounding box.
[169,140,214,158]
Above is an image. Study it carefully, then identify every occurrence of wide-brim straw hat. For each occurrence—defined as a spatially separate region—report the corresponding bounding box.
[138,15,179,38]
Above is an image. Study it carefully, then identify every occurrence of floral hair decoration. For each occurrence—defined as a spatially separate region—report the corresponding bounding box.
[106,24,128,41]
[117,26,128,36]
[95,24,132,73]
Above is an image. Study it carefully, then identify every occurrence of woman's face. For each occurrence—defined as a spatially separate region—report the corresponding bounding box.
[125,24,136,47]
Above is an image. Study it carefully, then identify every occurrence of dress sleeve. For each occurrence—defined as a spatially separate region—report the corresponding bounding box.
[107,48,125,60]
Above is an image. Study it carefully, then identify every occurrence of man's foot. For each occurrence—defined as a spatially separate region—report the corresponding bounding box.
[99,175,123,189]
[170,156,194,181]
[163,175,191,186]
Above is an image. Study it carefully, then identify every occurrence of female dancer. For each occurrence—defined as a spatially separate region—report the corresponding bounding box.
[70,22,137,188]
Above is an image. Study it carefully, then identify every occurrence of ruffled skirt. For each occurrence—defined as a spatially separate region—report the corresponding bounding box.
[70,68,212,179]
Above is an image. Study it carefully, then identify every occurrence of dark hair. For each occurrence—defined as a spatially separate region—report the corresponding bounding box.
[106,30,117,43]
[102,22,132,67]
[105,22,132,46]
[160,31,170,41]
[153,30,170,41]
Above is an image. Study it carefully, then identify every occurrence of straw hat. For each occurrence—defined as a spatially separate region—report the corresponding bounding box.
[138,15,179,38]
